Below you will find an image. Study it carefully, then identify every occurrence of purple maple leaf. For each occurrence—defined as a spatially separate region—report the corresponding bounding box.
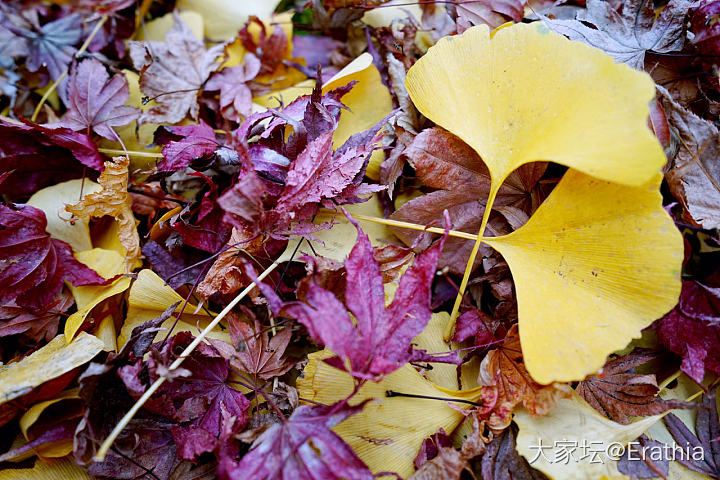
[205,54,261,122]
[56,58,139,140]
[0,203,106,313]
[258,215,447,380]
[218,402,373,480]
[118,332,250,461]
[155,121,220,172]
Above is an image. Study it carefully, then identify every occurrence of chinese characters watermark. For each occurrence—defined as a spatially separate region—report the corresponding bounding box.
[527,439,705,465]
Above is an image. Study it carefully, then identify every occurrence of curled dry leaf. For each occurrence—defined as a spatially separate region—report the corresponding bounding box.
[65,156,141,271]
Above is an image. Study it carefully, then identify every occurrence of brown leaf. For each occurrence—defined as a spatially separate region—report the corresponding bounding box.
[128,12,224,124]
[576,349,695,424]
[390,127,546,274]
[479,325,571,428]
[211,313,294,381]
[659,87,720,230]
[480,425,549,480]
[65,156,141,270]
[410,417,486,480]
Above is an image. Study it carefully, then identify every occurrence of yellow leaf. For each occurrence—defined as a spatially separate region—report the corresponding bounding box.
[27,180,101,253]
[362,0,422,27]
[65,249,131,342]
[297,349,483,479]
[65,157,141,271]
[278,195,395,263]
[177,0,282,41]
[255,53,393,180]
[0,456,91,480]
[0,333,103,407]
[405,23,665,189]
[19,390,81,459]
[118,269,230,348]
[514,392,662,480]
[134,10,204,41]
[223,13,295,68]
[483,171,682,383]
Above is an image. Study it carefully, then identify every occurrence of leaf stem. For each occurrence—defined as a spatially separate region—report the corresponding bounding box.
[445,184,499,340]
[93,260,280,462]
[98,148,163,158]
[31,15,108,122]
[319,210,476,240]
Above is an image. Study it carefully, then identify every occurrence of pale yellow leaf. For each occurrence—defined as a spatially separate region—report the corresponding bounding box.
[0,333,103,406]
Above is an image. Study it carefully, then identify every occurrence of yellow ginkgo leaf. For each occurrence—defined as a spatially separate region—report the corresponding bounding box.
[27,179,101,253]
[134,10,204,42]
[65,248,131,342]
[177,0,282,41]
[0,333,103,407]
[65,157,141,271]
[405,22,665,190]
[514,392,663,480]
[297,349,483,479]
[255,53,393,180]
[0,456,91,480]
[118,269,230,348]
[19,390,81,459]
[482,170,683,383]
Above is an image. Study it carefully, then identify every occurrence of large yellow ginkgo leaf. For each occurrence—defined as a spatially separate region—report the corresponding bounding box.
[405,22,664,190]
[482,170,683,383]
[297,349,483,479]
[514,392,663,480]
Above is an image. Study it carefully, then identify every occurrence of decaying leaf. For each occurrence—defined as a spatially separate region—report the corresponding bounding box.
[128,12,224,124]
[56,58,139,140]
[577,349,694,424]
[544,0,691,70]
[479,325,571,429]
[65,156,141,270]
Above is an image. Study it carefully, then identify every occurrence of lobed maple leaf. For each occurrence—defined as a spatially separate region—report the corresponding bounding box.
[210,313,294,381]
[544,0,691,70]
[691,1,720,56]
[128,12,224,124]
[155,121,221,172]
[411,418,486,480]
[205,54,261,122]
[119,332,250,461]
[218,402,373,480]
[576,349,695,424]
[0,203,105,313]
[257,216,446,380]
[0,11,83,80]
[480,425,549,480]
[56,58,139,140]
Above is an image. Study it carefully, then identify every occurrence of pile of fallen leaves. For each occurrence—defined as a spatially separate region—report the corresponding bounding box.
[1,0,719,479]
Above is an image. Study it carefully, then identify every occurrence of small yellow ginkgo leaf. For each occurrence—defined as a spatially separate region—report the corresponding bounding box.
[297,349,483,479]
[0,333,103,407]
[483,171,683,383]
[405,22,664,190]
[118,269,229,348]
[65,157,141,271]
[514,392,663,480]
